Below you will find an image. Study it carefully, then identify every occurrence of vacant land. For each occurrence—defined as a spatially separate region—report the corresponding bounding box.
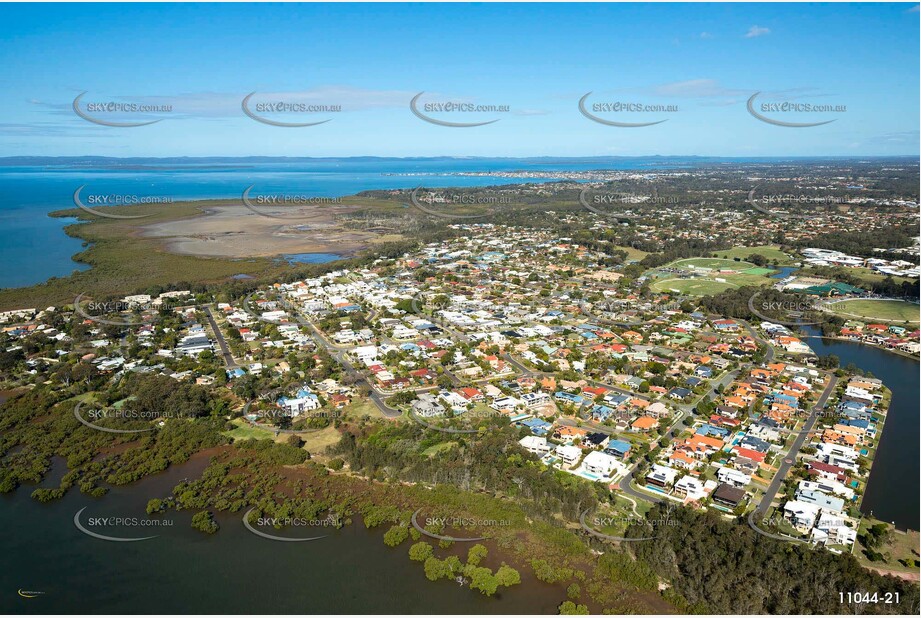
[830,299,920,324]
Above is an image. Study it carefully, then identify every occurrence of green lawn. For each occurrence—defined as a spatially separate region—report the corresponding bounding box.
[856,518,921,573]
[714,245,795,265]
[222,418,277,441]
[613,245,650,262]
[650,278,738,296]
[669,257,755,271]
[829,299,920,324]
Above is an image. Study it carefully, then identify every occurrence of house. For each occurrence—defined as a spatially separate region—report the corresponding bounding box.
[584,432,610,449]
[674,476,707,500]
[518,416,552,436]
[712,483,746,508]
[631,416,659,432]
[521,392,551,409]
[796,489,845,513]
[647,464,679,488]
[412,393,446,418]
[604,439,632,459]
[668,387,692,400]
[277,387,321,416]
[554,425,589,444]
[519,435,552,456]
[717,467,751,488]
[456,387,484,402]
[581,450,626,479]
[555,444,583,466]
[784,499,821,531]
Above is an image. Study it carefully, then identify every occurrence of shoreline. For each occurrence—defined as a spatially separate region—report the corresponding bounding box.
[802,334,920,361]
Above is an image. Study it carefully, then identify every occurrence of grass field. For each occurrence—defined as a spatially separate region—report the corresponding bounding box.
[649,277,738,296]
[714,245,795,265]
[613,245,650,262]
[742,267,778,276]
[222,418,278,441]
[669,257,755,271]
[856,518,921,574]
[829,299,920,324]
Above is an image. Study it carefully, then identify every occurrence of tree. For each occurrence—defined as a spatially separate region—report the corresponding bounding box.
[466,543,488,566]
[409,541,433,562]
[191,510,219,534]
[383,524,409,547]
[285,434,303,448]
[423,557,452,581]
[496,564,521,587]
[558,601,589,615]
[468,566,499,596]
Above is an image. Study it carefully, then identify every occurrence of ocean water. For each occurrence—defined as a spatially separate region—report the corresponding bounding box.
[0,156,762,289]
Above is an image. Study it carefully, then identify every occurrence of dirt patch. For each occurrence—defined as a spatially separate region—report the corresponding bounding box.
[139,201,377,259]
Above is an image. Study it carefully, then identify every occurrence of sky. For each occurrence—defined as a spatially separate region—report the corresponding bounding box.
[0,2,918,158]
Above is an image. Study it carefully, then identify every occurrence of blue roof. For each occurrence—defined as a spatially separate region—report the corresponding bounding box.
[607,439,632,454]
[554,391,584,404]
[697,424,730,438]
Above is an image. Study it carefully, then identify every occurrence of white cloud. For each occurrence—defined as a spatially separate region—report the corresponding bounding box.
[699,32,713,39]
[744,25,771,38]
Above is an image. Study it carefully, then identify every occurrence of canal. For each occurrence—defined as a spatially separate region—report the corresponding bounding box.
[802,326,919,531]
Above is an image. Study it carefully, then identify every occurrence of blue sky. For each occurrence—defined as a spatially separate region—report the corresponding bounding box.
[0,2,918,157]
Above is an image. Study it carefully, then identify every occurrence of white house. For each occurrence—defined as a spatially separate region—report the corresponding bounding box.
[519,435,551,456]
[717,467,752,488]
[581,450,627,479]
[555,444,582,466]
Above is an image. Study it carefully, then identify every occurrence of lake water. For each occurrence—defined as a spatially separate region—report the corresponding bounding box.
[282,253,344,265]
[802,326,919,530]
[0,451,563,614]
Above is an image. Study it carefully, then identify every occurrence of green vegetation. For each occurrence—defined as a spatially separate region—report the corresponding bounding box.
[649,278,737,296]
[191,510,219,534]
[829,299,919,324]
[631,504,918,614]
[669,257,756,270]
[408,541,433,562]
[383,524,410,547]
[714,245,794,265]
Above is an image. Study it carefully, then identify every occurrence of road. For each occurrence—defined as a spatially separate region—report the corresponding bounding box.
[753,372,839,516]
[203,305,238,368]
